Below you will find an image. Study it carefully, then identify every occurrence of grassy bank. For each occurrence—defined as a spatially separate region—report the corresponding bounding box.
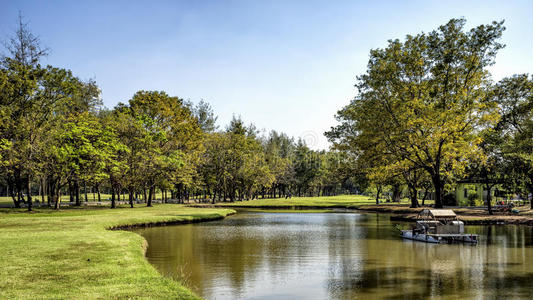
[209,195,376,209]
[0,205,235,299]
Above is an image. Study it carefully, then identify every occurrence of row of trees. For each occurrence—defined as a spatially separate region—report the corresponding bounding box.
[0,17,358,211]
[327,18,533,211]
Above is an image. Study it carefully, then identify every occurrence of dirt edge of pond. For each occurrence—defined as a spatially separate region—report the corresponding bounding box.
[109,211,236,231]
[357,205,533,226]
[188,204,533,226]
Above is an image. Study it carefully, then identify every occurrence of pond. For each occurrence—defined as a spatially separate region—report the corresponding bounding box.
[137,211,533,299]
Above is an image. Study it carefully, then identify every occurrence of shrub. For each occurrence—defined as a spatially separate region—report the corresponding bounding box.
[467,190,478,206]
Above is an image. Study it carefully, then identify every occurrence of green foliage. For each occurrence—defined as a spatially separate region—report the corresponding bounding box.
[3,15,528,213]
[493,75,533,203]
[467,190,479,207]
[0,139,10,166]
[327,18,505,208]
[186,99,218,132]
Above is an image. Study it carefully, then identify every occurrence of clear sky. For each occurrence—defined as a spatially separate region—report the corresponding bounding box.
[2,0,532,149]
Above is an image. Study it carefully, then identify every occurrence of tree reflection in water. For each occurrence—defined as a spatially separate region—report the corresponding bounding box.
[138,211,533,300]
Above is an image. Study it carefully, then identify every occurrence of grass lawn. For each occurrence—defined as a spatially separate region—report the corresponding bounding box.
[213,194,377,208]
[0,205,235,299]
[211,194,436,209]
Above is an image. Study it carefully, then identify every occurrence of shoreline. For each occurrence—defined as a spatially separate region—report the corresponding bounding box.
[110,211,236,230]
[356,205,533,226]
[189,203,533,226]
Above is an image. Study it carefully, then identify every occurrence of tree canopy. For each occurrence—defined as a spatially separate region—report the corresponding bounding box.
[328,18,532,208]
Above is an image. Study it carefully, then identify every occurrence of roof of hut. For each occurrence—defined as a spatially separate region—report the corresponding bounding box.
[417,209,457,220]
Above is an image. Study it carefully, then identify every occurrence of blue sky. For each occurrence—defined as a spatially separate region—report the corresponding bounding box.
[2,0,532,149]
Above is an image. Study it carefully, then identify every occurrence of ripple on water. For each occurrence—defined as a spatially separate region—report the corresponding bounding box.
[138,212,533,300]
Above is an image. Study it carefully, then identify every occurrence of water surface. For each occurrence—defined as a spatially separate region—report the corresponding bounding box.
[137,211,533,299]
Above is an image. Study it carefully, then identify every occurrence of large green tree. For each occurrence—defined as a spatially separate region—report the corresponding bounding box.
[494,75,533,208]
[327,19,504,208]
[121,91,203,206]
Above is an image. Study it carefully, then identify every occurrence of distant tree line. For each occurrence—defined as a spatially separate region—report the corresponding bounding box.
[0,16,361,210]
[327,18,533,212]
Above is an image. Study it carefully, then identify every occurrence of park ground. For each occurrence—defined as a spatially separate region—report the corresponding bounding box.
[204,195,533,225]
[207,194,399,208]
[1,195,533,299]
[0,205,234,299]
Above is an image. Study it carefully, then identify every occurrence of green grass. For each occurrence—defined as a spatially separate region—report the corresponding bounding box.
[0,204,235,299]
[213,194,377,208]
[212,195,436,209]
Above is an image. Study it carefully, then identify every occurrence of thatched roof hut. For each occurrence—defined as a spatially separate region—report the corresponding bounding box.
[417,209,457,221]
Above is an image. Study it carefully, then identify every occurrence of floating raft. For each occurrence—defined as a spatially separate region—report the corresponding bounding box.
[401,230,478,244]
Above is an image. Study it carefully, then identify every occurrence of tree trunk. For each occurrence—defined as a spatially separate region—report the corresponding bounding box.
[53,184,61,210]
[26,177,33,211]
[111,188,116,209]
[47,179,52,206]
[54,194,60,210]
[8,180,19,208]
[75,180,80,206]
[84,181,88,202]
[41,178,46,206]
[422,189,428,206]
[408,185,419,208]
[68,181,74,203]
[392,184,401,202]
[376,185,382,205]
[129,190,134,208]
[147,186,154,207]
[97,185,101,202]
[431,174,444,208]
[17,190,23,206]
[486,184,493,215]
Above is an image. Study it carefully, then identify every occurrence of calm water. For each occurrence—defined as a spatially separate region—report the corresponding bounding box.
[137,211,533,299]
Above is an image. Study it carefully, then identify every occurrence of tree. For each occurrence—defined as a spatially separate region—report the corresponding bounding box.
[327,19,504,208]
[263,130,294,198]
[123,91,202,206]
[187,99,218,133]
[493,75,533,208]
[41,112,118,209]
[293,140,321,197]
[2,13,49,67]
[0,15,51,210]
[200,132,231,203]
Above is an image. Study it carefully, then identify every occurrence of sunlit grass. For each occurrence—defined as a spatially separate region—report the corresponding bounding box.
[0,204,234,299]
[212,194,436,208]
[214,194,375,208]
